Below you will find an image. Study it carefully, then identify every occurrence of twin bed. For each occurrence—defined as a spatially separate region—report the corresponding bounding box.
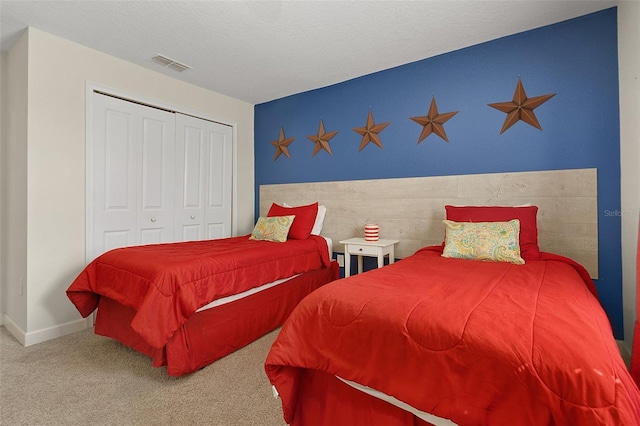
[264,205,640,425]
[67,201,338,377]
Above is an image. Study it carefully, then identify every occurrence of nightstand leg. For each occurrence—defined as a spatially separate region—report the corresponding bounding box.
[389,247,395,264]
[357,256,363,274]
[344,252,351,278]
[378,253,384,268]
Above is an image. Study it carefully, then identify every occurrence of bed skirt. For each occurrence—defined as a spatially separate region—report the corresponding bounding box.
[286,369,435,426]
[94,262,339,376]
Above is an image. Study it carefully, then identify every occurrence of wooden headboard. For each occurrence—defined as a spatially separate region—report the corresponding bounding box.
[260,168,598,278]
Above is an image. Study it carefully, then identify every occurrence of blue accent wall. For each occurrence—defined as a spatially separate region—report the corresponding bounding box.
[254,9,623,337]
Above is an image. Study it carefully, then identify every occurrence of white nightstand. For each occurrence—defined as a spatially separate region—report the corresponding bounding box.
[339,237,399,277]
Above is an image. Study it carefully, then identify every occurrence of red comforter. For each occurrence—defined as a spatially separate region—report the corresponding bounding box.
[68,235,330,349]
[265,246,640,425]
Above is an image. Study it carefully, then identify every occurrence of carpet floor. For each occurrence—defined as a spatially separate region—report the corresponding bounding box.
[0,326,287,425]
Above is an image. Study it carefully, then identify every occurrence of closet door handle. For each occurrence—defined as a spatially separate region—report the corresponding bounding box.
[150,217,156,222]
[190,215,196,219]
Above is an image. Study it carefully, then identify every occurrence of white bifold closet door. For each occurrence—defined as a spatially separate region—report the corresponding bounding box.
[92,93,176,257]
[90,92,232,260]
[174,113,232,242]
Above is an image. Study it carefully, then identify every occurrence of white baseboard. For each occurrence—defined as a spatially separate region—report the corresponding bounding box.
[2,313,93,347]
[2,314,26,345]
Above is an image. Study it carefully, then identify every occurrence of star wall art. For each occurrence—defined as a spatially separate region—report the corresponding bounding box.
[488,78,556,134]
[410,96,459,143]
[307,119,339,156]
[270,127,295,160]
[352,110,390,151]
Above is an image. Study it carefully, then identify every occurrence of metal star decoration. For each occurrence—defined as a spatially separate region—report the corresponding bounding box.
[352,110,390,151]
[410,96,459,143]
[270,127,295,160]
[307,119,339,156]
[488,78,555,134]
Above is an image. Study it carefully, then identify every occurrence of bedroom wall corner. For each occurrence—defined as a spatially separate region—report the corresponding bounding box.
[0,50,4,325]
[1,29,29,336]
[619,0,640,354]
[0,49,4,325]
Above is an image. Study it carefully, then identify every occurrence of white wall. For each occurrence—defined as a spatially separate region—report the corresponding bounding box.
[2,27,255,344]
[620,0,640,352]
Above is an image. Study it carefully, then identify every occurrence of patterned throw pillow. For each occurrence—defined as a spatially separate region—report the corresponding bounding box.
[441,219,525,265]
[444,205,540,260]
[249,216,295,242]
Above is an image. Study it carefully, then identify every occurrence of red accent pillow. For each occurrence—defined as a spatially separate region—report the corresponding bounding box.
[444,205,541,260]
[267,202,318,240]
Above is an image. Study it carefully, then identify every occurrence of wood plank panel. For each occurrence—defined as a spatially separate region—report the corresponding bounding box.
[260,168,598,278]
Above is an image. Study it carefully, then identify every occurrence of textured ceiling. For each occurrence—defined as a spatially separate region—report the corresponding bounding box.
[0,0,618,104]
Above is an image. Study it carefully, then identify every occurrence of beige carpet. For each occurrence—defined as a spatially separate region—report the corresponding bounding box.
[0,326,287,426]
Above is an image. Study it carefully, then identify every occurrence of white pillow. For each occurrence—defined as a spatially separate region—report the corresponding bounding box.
[283,203,326,235]
[311,205,326,235]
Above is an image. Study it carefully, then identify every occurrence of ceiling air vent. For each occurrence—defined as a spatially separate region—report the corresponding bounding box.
[151,54,192,72]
